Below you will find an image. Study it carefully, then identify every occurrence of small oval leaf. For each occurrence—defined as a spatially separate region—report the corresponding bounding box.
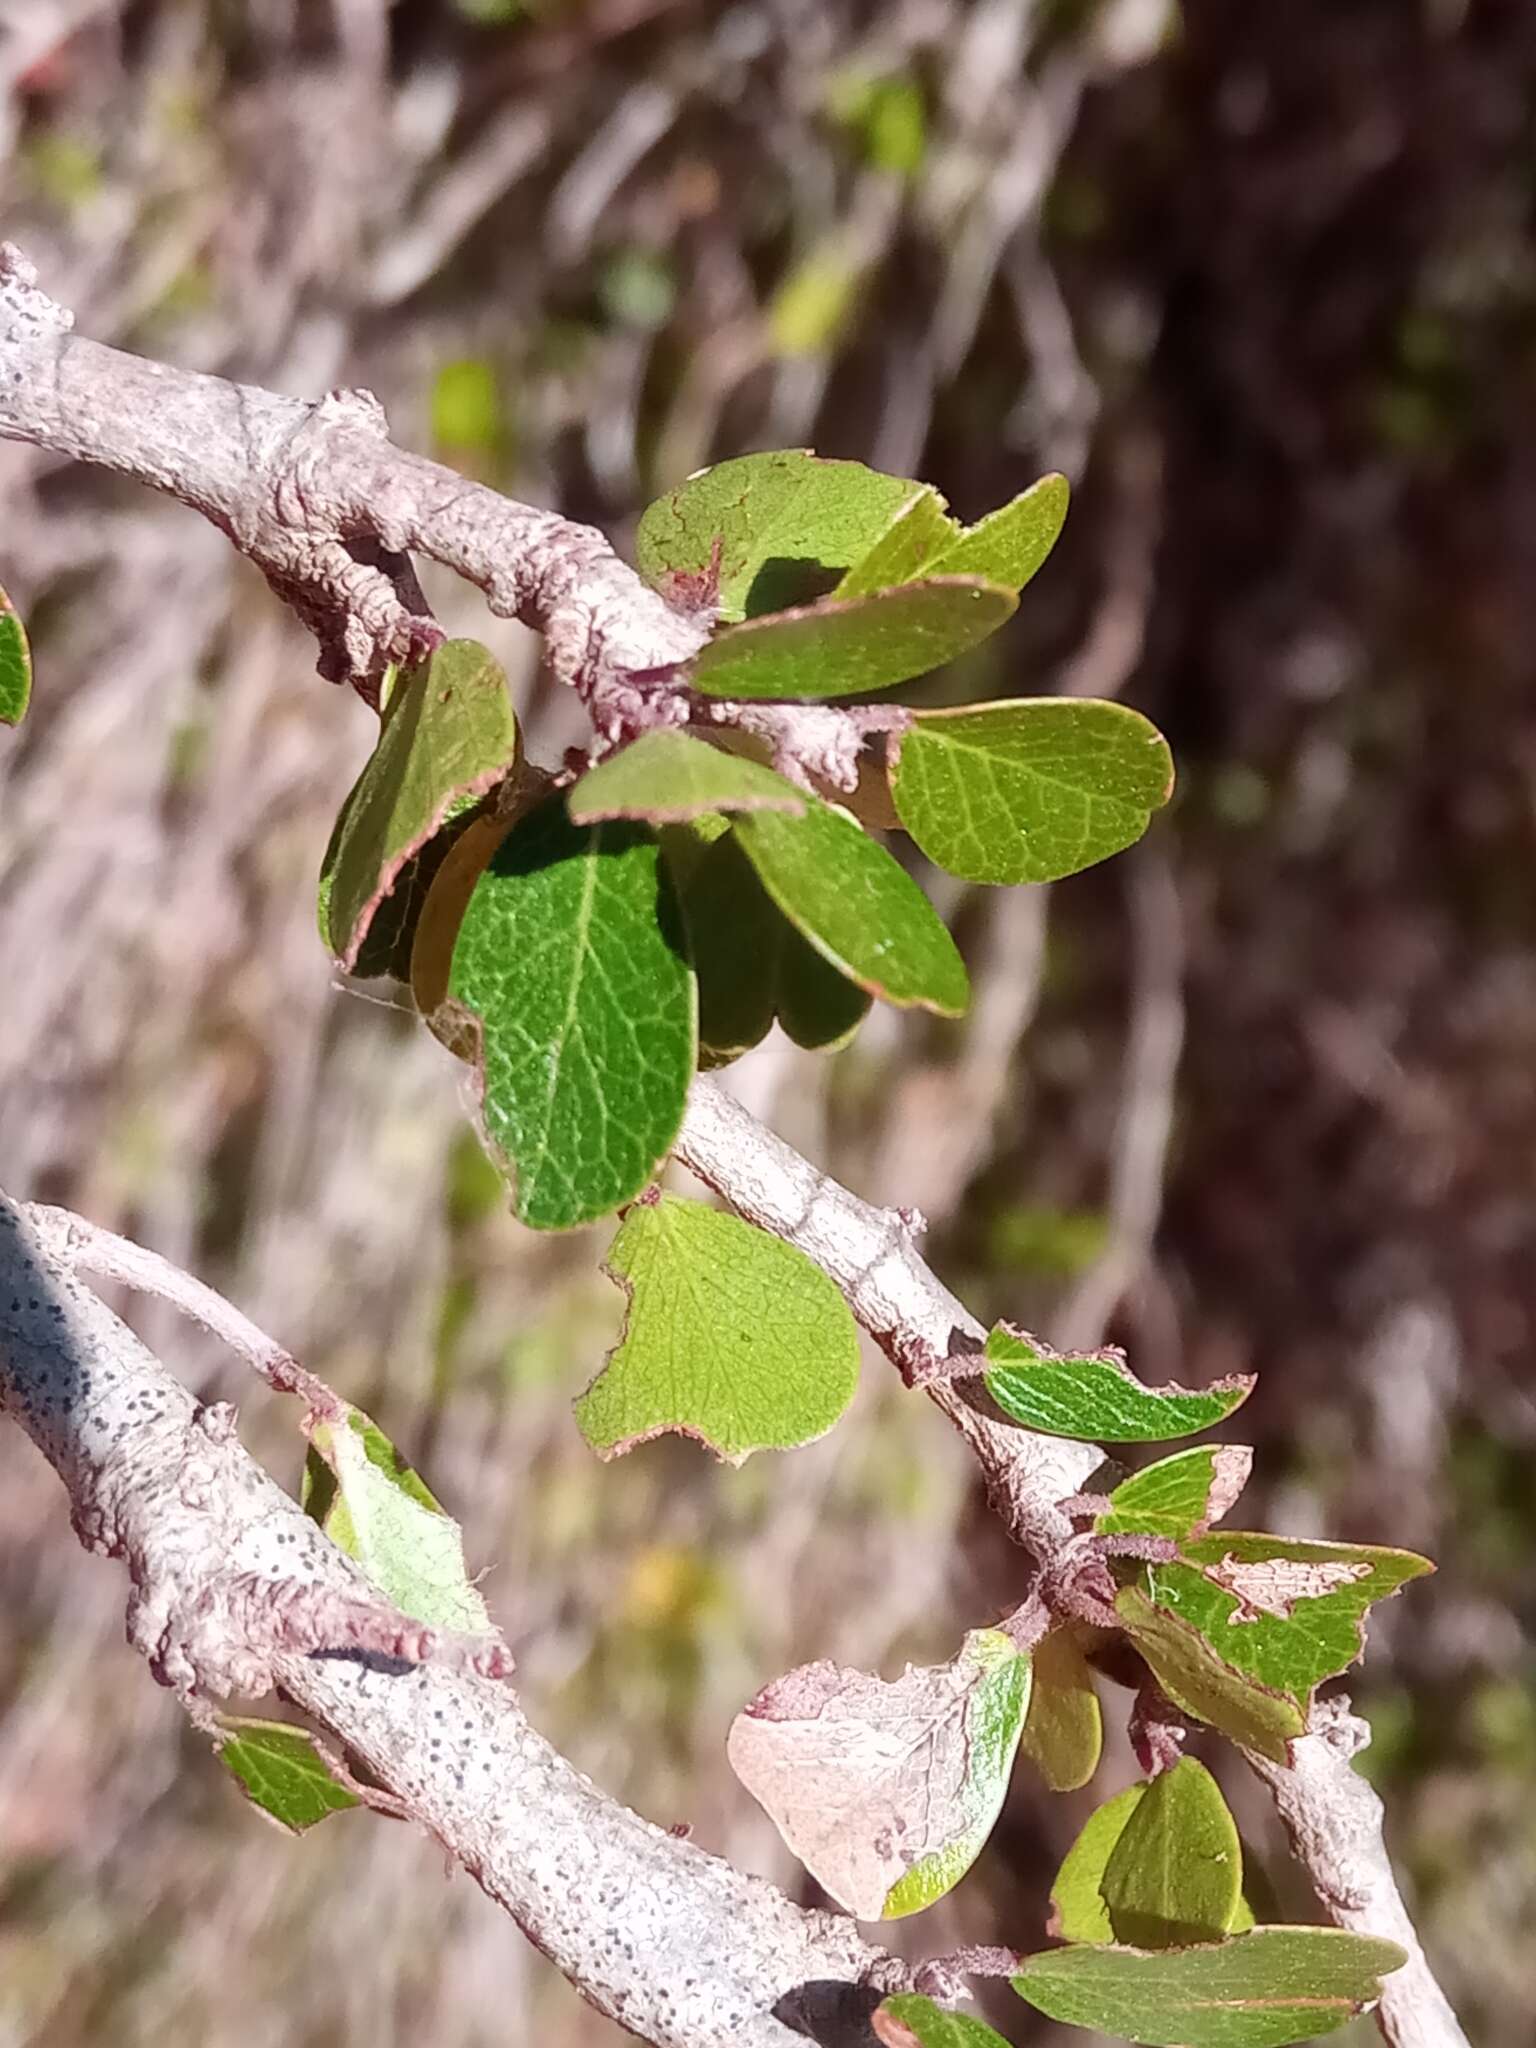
[569,730,806,824]
[1100,1759,1244,1947]
[926,473,1070,590]
[733,800,969,1017]
[890,698,1173,884]
[1020,1624,1103,1793]
[692,577,1017,702]
[442,797,697,1229]
[1096,1445,1254,1541]
[1012,1928,1408,2048]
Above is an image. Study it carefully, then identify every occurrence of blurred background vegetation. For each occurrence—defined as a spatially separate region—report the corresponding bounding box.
[1,1,1533,2042]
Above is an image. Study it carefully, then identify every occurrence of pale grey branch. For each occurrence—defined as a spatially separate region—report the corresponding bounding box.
[0,1194,897,2048]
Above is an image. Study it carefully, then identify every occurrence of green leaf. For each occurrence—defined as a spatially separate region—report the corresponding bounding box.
[635,450,916,619]
[303,1404,493,1634]
[834,486,959,598]
[440,797,696,1229]
[775,919,872,1048]
[890,699,1174,885]
[322,640,518,971]
[1101,1760,1244,1947]
[568,731,805,825]
[874,1994,1013,2048]
[1011,1928,1408,2047]
[1096,1445,1254,1541]
[0,581,33,726]
[1130,1535,1434,1728]
[692,577,1016,702]
[1020,1625,1103,1792]
[1115,1585,1306,1763]
[577,1193,860,1463]
[1051,1783,1148,1944]
[728,1630,1031,1920]
[927,473,1070,589]
[664,825,871,1060]
[217,1718,361,1833]
[983,1327,1253,1442]
[733,800,969,1017]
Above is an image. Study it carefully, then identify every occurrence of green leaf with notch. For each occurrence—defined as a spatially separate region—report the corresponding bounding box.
[1011,1928,1407,2047]
[1115,1585,1306,1763]
[692,577,1016,701]
[833,486,958,598]
[438,796,696,1229]
[217,1718,361,1834]
[733,799,968,1017]
[1020,1624,1103,1792]
[728,1630,1031,1920]
[0,581,33,726]
[890,698,1173,885]
[1096,1445,1254,1542]
[636,450,918,619]
[926,473,1070,588]
[873,1994,1014,2048]
[1100,1760,1244,1948]
[577,1193,860,1462]
[1128,1534,1434,1730]
[983,1327,1253,1441]
[568,730,805,825]
[302,1403,492,1634]
[321,640,518,971]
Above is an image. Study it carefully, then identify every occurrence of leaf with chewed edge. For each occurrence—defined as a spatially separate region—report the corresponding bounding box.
[1115,1585,1306,1763]
[0,581,32,726]
[1095,1444,1254,1542]
[728,1629,1031,1920]
[577,1193,859,1462]
[322,640,518,971]
[217,1718,361,1834]
[984,1327,1253,1442]
[1129,1535,1433,1728]
[568,730,805,824]
[873,1995,1014,2048]
[1011,1928,1408,2047]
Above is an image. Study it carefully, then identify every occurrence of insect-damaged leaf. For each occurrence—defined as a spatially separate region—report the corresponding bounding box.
[568,730,805,825]
[321,640,518,971]
[217,1718,361,1834]
[635,449,918,619]
[890,698,1174,886]
[837,473,1069,601]
[576,1193,859,1463]
[431,796,696,1230]
[1011,1928,1407,2048]
[0,580,32,727]
[303,1404,492,1634]
[691,577,1016,702]
[733,798,968,1017]
[983,1327,1253,1442]
[727,1629,1031,1920]
[1122,1535,1433,1744]
[1019,1624,1102,1792]
[1095,1444,1254,1542]
[873,1994,1014,2048]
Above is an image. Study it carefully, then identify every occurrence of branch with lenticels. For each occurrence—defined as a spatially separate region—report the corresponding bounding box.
[0,247,1466,2048]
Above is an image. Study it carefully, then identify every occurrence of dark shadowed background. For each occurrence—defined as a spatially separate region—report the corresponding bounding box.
[1,1,1532,2042]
